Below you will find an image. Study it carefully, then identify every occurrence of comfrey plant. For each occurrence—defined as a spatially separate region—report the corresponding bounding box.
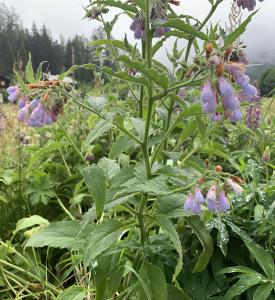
[6,0,273,299]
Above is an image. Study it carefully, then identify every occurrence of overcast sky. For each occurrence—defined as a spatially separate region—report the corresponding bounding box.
[2,0,274,60]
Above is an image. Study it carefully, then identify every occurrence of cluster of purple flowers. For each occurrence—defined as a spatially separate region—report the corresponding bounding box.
[184,186,230,214]
[235,0,264,11]
[200,77,242,123]
[130,17,146,40]
[201,60,260,124]
[153,19,170,38]
[130,17,170,39]
[246,104,261,129]
[184,179,243,215]
[7,86,57,128]
[225,63,259,102]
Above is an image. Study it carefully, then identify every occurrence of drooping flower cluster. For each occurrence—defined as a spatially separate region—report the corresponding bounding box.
[130,17,146,40]
[7,86,20,102]
[184,185,231,214]
[184,175,244,215]
[200,43,260,124]
[207,186,230,213]
[224,62,259,101]
[235,0,264,11]
[130,0,171,40]
[7,81,65,128]
[184,188,205,214]
[17,98,57,127]
[201,81,217,114]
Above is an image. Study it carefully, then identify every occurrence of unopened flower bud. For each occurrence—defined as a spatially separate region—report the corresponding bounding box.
[85,153,95,163]
[215,63,225,77]
[224,47,232,61]
[215,165,223,173]
[205,43,214,59]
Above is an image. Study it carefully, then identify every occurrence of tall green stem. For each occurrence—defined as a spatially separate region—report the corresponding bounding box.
[137,0,154,247]
[139,41,146,118]
[57,120,86,163]
[142,0,153,180]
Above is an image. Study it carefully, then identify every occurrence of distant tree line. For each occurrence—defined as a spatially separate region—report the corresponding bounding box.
[0,3,108,83]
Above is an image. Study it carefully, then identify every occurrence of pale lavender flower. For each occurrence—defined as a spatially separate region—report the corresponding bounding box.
[219,77,240,111]
[7,86,20,102]
[217,191,230,212]
[130,17,145,40]
[194,188,205,204]
[29,98,40,110]
[236,0,264,11]
[153,19,170,38]
[225,63,258,101]
[229,110,242,122]
[208,188,230,213]
[28,104,46,128]
[184,193,202,214]
[7,86,18,95]
[242,83,258,101]
[201,81,217,113]
[43,112,54,125]
[207,185,217,202]
[18,105,30,123]
[18,98,26,109]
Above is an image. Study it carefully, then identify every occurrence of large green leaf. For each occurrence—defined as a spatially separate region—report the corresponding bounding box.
[167,284,191,300]
[226,221,275,279]
[25,53,35,83]
[177,119,197,147]
[117,55,169,89]
[109,135,137,159]
[58,63,96,80]
[84,119,113,146]
[224,274,264,300]
[253,282,274,300]
[138,262,167,300]
[26,221,91,249]
[92,0,138,13]
[218,266,262,276]
[102,66,149,86]
[162,19,208,40]
[27,142,66,170]
[56,286,86,300]
[83,220,123,266]
[223,11,257,48]
[186,216,213,273]
[152,216,183,281]
[82,165,107,218]
[13,215,49,235]
[98,157,120,181]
